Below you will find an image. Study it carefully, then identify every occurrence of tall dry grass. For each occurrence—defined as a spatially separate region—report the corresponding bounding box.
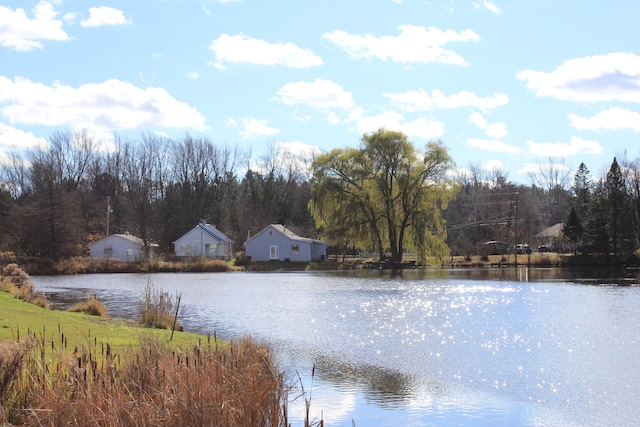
[140,279,182,331]
[68,296,109,317]
[0,331,290,426]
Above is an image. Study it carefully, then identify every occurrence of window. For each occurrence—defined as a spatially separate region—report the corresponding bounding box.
[180,243,191,256]
[103,247,113,257]
[291,244,300,255]
[269,229,273,236]
[205,243,217,258]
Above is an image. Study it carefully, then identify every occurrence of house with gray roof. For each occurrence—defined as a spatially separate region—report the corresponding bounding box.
[90,232,156,262]
[245,224,326,262]
[174,222,233,259]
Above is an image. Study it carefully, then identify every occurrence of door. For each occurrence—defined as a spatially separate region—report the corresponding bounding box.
[269,245,279,260]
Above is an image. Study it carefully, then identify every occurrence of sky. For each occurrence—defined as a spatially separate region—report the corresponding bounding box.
[1,0,639,183]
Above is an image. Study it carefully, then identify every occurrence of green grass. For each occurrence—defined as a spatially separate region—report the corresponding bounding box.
[0,290,217,357]
[0,290,296,427]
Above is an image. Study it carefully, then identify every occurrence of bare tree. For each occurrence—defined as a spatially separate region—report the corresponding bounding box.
[527,158,571,226]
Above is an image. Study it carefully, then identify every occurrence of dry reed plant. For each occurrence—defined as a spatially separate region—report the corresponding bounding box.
[0,330,290,427]
[68,296,109,317]
[140,279,182,331]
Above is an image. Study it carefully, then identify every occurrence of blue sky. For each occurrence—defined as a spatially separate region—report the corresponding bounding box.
[1,0,639,183]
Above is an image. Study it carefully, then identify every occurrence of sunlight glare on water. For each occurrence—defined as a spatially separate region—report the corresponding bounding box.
[33,269,640,427]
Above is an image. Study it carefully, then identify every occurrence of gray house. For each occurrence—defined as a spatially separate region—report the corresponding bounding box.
[90,233,156,262]
[174,222,233,259]
[245,224,326,262]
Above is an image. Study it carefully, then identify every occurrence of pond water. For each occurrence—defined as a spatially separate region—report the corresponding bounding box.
[32,268,640,427]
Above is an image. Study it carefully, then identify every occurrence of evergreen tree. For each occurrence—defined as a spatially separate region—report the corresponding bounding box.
[563,206,583,254]
[583,181,609,255]
[605,157,634,258]
[571,162,592,221]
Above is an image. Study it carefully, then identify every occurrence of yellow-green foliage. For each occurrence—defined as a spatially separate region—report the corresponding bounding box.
[68,297,109,317]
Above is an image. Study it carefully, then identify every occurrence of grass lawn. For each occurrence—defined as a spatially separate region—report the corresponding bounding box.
[0,289,292,427]
[0,290,218,357]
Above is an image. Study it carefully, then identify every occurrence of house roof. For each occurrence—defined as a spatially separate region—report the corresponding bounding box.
[174,223,232,244]
[536,223,563,238]
[91,233,158,247]
[245,224,326,245]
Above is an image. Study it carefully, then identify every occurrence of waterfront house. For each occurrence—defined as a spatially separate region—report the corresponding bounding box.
[535,223,565,252]
[90,232,156,262]
[174,222,234,259]
[245,224,326,262]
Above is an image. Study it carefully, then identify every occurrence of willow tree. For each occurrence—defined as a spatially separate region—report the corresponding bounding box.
[310,129,458,264]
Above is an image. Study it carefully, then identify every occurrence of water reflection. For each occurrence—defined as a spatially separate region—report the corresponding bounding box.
[341,265,640,284]
[312,352,429,407]
[32,269,640,427]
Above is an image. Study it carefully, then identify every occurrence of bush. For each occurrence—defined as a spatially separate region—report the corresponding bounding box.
[0,264,50,309]
[1,263,31,288]
[68,296,109,317]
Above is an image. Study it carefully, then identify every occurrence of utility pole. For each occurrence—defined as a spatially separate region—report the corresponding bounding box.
[106,196,112,236]
[514,191,519,266]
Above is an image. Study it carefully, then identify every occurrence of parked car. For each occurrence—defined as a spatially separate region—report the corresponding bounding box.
[515,244,531,254]
[482,240,509,255]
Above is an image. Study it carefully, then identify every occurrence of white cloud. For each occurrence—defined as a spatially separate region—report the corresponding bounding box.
[469,112,508,138]
[569,107,640,132]
[385,89,508,111]
[517,52,640,102]
[0,1,70,51]
[0,122,47,152]
[0,76,207,131]
[483,159,504,171]
[277,79,354,109]
[349,108,445,139]
[519,161,570,175]
[526,137,603,157]
[323,25,479,65]
[81,7,131,27]
[209,33,323,69]
[237,117,279,140]
[187,72,200,80]
[467,138,520,153]
[473,0,502,14]
[276,140,321,158]
[70,127,118,153]
[518,163,541,175]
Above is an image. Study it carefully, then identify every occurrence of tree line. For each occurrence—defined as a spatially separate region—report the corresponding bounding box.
[1,129,639,263]
[0,131,313,259]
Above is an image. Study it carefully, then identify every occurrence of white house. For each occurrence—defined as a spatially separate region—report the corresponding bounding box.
[90,233,156,262]
[535,223,565,251]
[245,224,326,262]
[174,222,233,259]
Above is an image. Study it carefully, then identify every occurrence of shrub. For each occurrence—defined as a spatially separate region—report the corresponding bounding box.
[68,296,108,317]
[0,264,50,308]
[2,263,32,289]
